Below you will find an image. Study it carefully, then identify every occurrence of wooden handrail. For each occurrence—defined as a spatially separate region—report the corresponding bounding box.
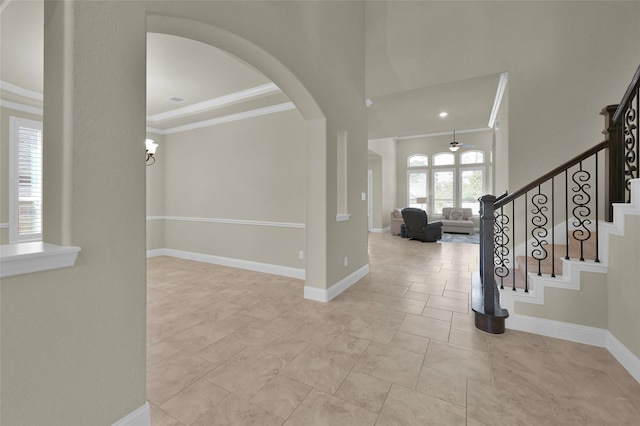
[495,140,609,208]
[613,64,640,123]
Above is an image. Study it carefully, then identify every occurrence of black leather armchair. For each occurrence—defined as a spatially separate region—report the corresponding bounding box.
[401,208,443,242]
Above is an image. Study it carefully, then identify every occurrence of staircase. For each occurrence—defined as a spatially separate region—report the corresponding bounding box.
[504,232,599,291]
[473,64,640,335]
[500,179,640,324]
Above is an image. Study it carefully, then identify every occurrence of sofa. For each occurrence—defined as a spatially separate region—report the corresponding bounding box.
[431,207,478,234]
[390,209,405,236]
[400,208,443,242]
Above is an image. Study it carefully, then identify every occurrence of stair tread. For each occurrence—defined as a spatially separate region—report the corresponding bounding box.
[493,232,600,291]
[511,235,598,276]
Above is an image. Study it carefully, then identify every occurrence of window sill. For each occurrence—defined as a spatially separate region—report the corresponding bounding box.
[336,214,351,222]
[0,242,81,278]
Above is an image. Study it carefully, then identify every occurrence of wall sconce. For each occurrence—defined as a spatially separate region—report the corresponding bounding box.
[146,139,158,166]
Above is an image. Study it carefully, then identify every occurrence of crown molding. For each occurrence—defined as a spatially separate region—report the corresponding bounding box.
[146,126,165,135]
[157,102,296,135]
[395,127,492,141]
[0,99,43,116]
[0,80,43,101]
[488,72,508,129]
[146,82,280,122]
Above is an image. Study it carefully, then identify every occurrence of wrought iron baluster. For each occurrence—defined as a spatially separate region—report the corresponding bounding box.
[551,177,556,277]
[531,185,549,276]
[524,193,529,293]
[565,170,570,260]
[636,88,639,202]
[571,161,592,261]
[512,200,516,291]
[494,206,510,290]
[624,97,638,202]
[595,153,600,263]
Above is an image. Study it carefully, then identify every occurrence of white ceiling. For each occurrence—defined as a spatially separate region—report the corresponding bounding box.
[0,0,501,139]
[367,73,500,140]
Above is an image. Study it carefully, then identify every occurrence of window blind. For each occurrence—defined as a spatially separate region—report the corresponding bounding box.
[10,117,43,242]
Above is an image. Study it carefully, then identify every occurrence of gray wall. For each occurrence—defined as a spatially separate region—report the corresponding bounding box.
[1,1,367,424]
[366,1,640,190]
[368,137,397,230]
[157,108,307,269]
[608,214,640,359]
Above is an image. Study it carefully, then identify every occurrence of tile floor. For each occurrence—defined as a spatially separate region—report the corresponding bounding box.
[147,232,640,425]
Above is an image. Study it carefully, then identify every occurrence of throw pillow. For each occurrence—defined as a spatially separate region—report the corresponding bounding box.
[393,208,403,218]
[450,209,464,221]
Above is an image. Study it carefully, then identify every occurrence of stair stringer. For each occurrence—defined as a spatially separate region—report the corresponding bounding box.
[498,179,640,347]
[500,258,608,307]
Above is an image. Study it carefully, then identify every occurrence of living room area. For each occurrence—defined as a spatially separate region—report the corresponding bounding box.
[365,65,507,243]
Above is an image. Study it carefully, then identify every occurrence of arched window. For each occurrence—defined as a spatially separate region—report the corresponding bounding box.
[405,149,491,215]
[408,154,428,167]
[461,151,485,164]
[433,152,454,166]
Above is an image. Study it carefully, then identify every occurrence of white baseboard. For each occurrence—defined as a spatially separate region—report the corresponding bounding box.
[369,227,390,234]
[112,402,150,426]
[607,331,640,384]
[147,248,305,280]
[304,264,369,302]
[505,313,640,384]
[506,313,607,347]
[146,248,165,258]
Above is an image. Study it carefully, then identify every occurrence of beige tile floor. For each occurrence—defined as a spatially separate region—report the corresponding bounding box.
[147,232,640,425]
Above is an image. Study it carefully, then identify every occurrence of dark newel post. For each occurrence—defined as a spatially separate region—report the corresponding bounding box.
[478,197,485,281]
[480,195,496,314]
[472,195,508,333]
[601,104,623,222]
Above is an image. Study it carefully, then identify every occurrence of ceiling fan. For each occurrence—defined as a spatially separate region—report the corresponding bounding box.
[445,130,473,152]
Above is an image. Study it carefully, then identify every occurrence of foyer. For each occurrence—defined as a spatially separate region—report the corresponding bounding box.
[147,234,640,425]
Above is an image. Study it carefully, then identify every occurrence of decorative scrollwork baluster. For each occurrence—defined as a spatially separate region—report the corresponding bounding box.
[571,162,592,261]
[624,102,638,202]
[494,208,510,290]
[530,187,549,276]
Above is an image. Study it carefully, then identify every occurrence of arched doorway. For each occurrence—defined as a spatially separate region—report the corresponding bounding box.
[147,15,328,294]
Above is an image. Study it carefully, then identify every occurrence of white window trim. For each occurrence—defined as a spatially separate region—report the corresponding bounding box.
[408,154,429,168]
[406,150,493,215]
[433,152,455,167]
[0,242,80,278]
[336,213,351,222]
[460,150,486,165]
[459,165,487,214]
[432,168,456,214]
[2,117,81,277]
[9,116,43,243]
[407,169,429,210]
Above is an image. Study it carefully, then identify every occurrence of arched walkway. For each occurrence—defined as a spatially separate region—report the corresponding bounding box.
[147,15,328,293]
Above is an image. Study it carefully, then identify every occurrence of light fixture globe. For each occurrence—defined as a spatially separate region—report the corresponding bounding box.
[449,130,460,152]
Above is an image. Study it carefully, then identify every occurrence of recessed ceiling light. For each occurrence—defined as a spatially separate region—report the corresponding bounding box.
[168,96,185,103]
[439,112,448,118]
